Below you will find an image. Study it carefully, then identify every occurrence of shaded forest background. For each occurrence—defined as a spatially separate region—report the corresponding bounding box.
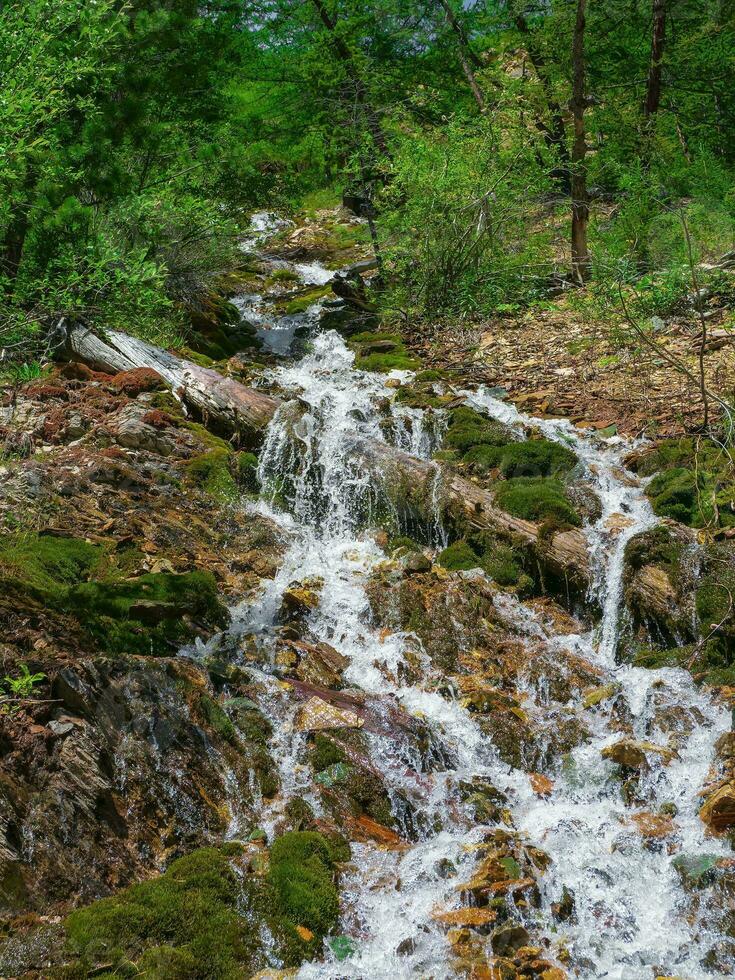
[1,0,734,391]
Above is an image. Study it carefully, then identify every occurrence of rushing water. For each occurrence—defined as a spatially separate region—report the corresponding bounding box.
[220,216,731,979]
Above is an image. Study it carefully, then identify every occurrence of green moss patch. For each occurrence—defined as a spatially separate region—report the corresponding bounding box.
[0,531,228,656]
[67,570,228,656]
[494,477,581,526]
[438,537,532,592]
[349,331,420,373]
[61,846,263,979]
[184,448,238,502]
[438,541,480,571]
[0,533,103,602]
[280,285,332,316]
[637,437,734,528]
[443,406,510,454]
[267,831,342,961]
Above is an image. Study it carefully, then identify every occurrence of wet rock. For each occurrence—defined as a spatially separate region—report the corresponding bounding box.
[699,781,735,832]
[432,906,497,929]
[630,811,677,840]
[291,639,348,689]
[601,737,676,769]
[529,772,554,797]
[400,551,432,575]
[551,885,576,922]
[623,524,697,643]
[491,922,530,954]
[280,579,323,617]
[294,696,364,732]
[583,681,621,708]
[672,853,722,890]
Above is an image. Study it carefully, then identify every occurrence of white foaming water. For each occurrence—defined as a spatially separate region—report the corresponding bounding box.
[219,219,731,977]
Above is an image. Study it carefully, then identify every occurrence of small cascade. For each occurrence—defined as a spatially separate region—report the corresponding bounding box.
[213,216,731,979]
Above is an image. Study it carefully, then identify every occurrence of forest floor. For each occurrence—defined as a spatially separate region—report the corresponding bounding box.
[406,294,735,438]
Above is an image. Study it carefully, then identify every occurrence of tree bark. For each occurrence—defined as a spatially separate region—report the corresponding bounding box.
[63,322,280,441]
[570,0,590,284]
[63,322,590,582]
[643,0,667,119]
[437,0,485,111]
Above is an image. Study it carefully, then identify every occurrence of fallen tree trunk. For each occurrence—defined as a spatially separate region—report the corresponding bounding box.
[64,322,589,581]
[64,322,280,440]
[349,436,589,584]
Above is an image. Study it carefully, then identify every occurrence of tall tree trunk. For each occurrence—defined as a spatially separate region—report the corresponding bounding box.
[310,0,390,160]
[570,0,590,284]
[514,11,571,194]
[643,0,667,118]
[437,0,485,111]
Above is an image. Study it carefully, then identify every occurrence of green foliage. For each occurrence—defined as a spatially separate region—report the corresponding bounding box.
[1,0,250,365]
[63,847,263,979]
[494,478,581,526]
[1,663,46,713]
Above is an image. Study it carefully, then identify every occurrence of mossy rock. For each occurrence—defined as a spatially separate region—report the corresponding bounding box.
[494,477,581,526]
[184,448,238,503]
[234,451,259,492]
[0,534,230,657]
[638,436,734,528]
[66,571,229,656]
[267,831,342,963]
[695,543,735,665]
[349,331,420,373]
[444,406,511,454]
[61,847,267,978]
[198,693,237,744]
[437,541,480,571]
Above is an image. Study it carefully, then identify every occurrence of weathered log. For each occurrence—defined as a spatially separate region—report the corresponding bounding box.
[64,322,280,439]
[349,436,590,582]
[64,322,589,580]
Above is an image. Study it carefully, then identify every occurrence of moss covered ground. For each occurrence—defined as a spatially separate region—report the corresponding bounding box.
[0,532,228,656]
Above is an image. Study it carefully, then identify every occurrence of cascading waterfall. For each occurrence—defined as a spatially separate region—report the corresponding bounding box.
[217,217,731,979]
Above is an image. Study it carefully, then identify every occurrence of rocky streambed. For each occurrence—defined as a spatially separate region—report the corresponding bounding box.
[0,209,734,979]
